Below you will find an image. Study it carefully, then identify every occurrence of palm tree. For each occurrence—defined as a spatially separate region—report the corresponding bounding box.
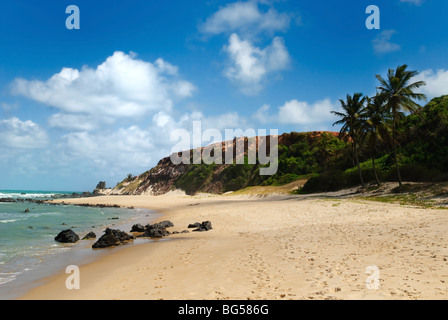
[315,132,335,174]
[362,94,391,187]
[376,64,426,187]
[332,93,367,188]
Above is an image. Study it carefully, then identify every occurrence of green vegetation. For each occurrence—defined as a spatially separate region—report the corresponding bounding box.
[176,163,215,195]
[376,64,427,187]
[301,65,448,194]
[357,192,441,210]
[125,173,135,182]
[115,65,447,196]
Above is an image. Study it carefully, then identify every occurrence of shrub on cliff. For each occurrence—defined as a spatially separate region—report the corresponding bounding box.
[176,164,215,195]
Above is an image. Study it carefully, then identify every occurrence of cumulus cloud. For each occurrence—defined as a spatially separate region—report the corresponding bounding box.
[278,99,337,125]
[253,99,339,129]
[415,69,448,98]
[61,126,157,170]
[224,33,290,95]
[48,113,114,131]
[11,51,196,119]
[199,0,292,38]
[53,108,251,177]
[373,30,401,54]
[0,117,48,149]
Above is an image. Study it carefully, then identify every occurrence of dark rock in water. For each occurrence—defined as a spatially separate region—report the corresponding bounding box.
[92,228,134,249]
[82,231,97,240]
[193,221,213,232]
[108,217,119,220]
[24,209,30,213]
[130,223,145,232]
[55,229,80,243]
[188,222,201,229]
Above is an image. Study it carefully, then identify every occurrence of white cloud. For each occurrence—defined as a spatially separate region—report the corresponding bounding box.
[48,113,113,131]
[373,30,401,54]
[200,1,291,38]
[277,99,337,125]
[11,51,196,118]
[224,33,290,95]
[0,117,48,149]
[61,126,157,170]
[253,104,271,124]
[252,99,339,129]
[53,108,251,177]
[415,69,448,98]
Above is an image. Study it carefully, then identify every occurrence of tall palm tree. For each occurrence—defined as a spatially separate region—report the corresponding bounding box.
[332,93,367,188]
[315,132,335,174]
[376,64,426,187]
[362,94,391,187]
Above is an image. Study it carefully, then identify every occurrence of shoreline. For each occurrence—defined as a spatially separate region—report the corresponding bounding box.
[0,200,160,300]
[18,190,448,300]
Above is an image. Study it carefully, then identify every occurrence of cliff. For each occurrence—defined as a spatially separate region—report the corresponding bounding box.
[109,131,342,196]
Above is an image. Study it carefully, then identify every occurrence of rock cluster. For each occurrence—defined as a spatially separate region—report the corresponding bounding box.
[54,220,213,250]
[135,220,175,239]
[188,221,213,232]
[92,228,134,249]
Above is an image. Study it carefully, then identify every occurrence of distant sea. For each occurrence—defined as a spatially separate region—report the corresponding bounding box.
[0,190,157,299]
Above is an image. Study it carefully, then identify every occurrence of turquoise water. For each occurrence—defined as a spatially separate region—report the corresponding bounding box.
[0,190,157,299]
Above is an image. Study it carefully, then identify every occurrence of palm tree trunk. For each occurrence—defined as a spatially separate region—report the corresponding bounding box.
[392,116,403,187]
[353,140,365,188]
[351,144,356,167]
[371,136,381,187]
[371,152,381,187]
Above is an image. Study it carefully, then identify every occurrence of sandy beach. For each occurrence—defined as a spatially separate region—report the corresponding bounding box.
[19,189,448,300]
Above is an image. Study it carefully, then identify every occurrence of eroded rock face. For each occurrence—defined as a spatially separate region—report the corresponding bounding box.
[96,181,106,190]
[110,132,342,196]
[55,229,80,243]
[92,228,134,249]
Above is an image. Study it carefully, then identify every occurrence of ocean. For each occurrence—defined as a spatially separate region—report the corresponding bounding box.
[0,190,158,299]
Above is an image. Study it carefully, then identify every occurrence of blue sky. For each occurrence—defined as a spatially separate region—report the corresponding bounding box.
[0,0,447,191]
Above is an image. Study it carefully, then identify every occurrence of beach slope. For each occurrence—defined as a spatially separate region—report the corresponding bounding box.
[20,191,448,300]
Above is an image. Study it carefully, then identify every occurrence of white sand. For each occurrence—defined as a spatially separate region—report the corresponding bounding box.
[20,191,448,300]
